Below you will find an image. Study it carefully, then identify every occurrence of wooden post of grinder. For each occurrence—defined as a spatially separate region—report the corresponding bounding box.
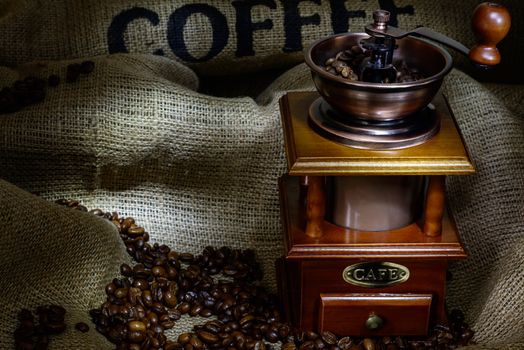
[305,176,325,238]
[423,175,446,236]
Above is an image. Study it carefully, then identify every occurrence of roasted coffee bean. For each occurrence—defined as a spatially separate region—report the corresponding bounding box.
[197,330,220,344]
[127,225,145,237]
[199,308,213,318]
[305,330,319,340]
[121,217,135,230]
[75,322,90,333]
[165,341,184,350]
[283,342,297,350]
[132,278,148,291]
[167,250,179,261]
[395,336,406,348]
[363,338,375,350]
[338,337,353,350]
[177,302,191,314]
[179,253,194,262]
[120,263,133,277]
[221,335,234,347]
[151,266,167,278]
[166,266,178,280]
[381,337,392,345]
[0,76,51,114]
[278,324,291,338]
[321,331,337,345]
[449,309,465,323]
[323,50,359,80]
[266,329,279,343]
[80,60,95,74]
[114,288,128,299]
[294,330,306,343]
[314,337,326,349]
[325,58,336,66]
[66,63,81,83]
[19,309,34,322]
[190,304,203,317]
[127,320,146,333]
[152,324,164,334]
[299,340,315,350]
[189,335,204,349]
[127,330,146,343]
[203,325,219,335]
[163,290,178,308]
[167,309,181,321]
[151,301,166,315]
[146,311,158,326]
[461,329,474,343]
[178,332,192,344]
[162,320,176,329]
[254,340,267,350]
[141,290,153,307]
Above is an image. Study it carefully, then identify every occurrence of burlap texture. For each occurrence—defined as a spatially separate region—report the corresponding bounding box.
[0,0,521,79]
[0,54,306,349]
[0,53,302,293]
[442,72,524,345]
[0,51,522,348]
[0,179,129,349]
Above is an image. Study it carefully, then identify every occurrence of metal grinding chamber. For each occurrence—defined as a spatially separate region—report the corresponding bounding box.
[277,3,510,337]
[326,176,426,231]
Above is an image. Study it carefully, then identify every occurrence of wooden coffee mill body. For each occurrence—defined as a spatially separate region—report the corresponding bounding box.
[276,3,510,337]
[276,92,474,336]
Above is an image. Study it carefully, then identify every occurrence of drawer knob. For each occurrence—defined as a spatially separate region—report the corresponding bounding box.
[365,314,384,330]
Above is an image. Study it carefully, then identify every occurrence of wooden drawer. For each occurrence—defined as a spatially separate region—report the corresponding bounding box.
[318,293,432,336]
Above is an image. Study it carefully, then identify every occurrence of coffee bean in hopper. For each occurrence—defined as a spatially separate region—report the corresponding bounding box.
[323,45,425,82]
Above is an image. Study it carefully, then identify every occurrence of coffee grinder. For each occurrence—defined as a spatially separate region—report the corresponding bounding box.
[277,3,510,336]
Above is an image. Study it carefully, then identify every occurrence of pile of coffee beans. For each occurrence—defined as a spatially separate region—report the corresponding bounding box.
[0,60,95,114]
[66,60,95,83]
[14,305,67,349]
[0,77,46,114]
[323,46,425,83]
[47,199,475,349]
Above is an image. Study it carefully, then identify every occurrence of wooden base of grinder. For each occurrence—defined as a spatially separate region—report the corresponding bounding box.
[277,175,467,337]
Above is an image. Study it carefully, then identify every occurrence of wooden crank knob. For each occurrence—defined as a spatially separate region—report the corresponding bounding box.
[469,2,511,66]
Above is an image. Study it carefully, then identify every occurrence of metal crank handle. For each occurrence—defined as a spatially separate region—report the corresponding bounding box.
[366,2,511,67]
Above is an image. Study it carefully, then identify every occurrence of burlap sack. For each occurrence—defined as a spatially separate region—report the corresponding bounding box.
[0,51,523,348]
[441,72,524,346]
[0,0,521,80]
[0,53,309,291]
